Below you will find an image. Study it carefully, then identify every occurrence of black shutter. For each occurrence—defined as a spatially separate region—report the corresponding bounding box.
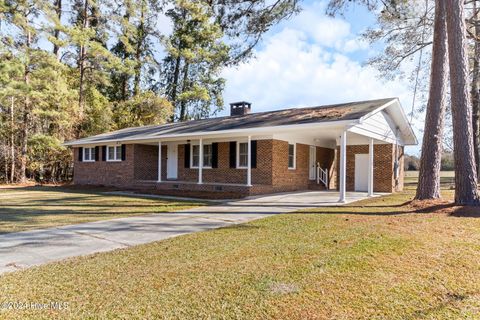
[212,143,219,168]
[94,146,99,161]
[121,144,126,161]
[78,147,83,162]
[102,146,107,161]
[229,141,237,168]
[251,140,257,168]
[184,144,190,168]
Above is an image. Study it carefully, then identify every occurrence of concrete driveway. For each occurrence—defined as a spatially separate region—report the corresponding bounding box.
[0,191,372,275]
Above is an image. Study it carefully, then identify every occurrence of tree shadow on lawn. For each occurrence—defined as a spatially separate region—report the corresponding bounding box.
[294,200,480,217]
[0,185,118,194]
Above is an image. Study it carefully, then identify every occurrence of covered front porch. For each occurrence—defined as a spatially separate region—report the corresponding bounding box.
[131,121,394,202]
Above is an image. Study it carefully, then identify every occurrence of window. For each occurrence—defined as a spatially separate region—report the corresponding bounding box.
[288,144,296,169]
[83,147,96,162]
[191,145,200,167]
[191,144,212,168]
[238,142,248,168]
[107,145,122,161]
[203,144,212,168]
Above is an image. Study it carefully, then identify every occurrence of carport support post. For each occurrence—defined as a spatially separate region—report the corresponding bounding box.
[339,131,347,203]
[368,138,374,196]
[198,138,203,184]
[157,141,162,182]
[247,135,252,186]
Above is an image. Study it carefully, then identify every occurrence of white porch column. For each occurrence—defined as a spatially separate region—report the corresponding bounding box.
[339,131,347,203]
[198,138,203,184]
[368,138,374,196]
[157,141,162,182]
[247,135,252,186]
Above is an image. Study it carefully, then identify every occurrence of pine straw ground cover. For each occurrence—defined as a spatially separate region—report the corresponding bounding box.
[1,172,480,319]
[0,186,203,234]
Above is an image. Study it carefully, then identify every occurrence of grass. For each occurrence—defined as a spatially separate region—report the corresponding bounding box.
[0,186,203,234]
[1,172,480,319]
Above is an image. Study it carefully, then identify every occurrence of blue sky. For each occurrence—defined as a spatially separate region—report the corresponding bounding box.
[221,0,422,155]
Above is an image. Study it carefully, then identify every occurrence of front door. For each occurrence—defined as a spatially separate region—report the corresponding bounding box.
[309,146,316,180]
[354,154,369,191]
[167,144,178,179]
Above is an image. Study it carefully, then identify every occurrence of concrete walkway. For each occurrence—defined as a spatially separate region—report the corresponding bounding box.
[0,191,372,275]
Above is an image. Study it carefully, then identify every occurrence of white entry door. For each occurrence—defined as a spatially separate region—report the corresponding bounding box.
[309,146,316,180]
[354,154,369,191]
[167,144,178,179]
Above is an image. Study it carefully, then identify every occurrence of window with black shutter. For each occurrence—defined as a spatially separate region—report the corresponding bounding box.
[251,140,257,168]
[121,144,126,161]
[212,143,218,168]
[229,141,236,168]
[184,144,191,168]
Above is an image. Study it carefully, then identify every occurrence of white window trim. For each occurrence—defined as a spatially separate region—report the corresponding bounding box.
[106,145,122,162]
[237,141,248,169]
[83,147,96,162]
[190,143,212,169]
[288,143,296,170]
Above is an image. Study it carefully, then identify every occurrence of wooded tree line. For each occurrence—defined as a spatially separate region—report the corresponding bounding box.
[0,0,299,183]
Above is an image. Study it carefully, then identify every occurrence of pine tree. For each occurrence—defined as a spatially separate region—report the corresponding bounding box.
[445,0,480,204]
[415,0,448,200]
[162,0,229,120]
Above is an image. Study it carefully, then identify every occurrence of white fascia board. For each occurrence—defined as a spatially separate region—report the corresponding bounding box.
[348,126,405,145]
[358,98,398,122]
[63,119,357,147]
[359,98,418,145]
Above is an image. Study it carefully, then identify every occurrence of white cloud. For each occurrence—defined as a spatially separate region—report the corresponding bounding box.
[221,1,420,154]
[222,27,412,111]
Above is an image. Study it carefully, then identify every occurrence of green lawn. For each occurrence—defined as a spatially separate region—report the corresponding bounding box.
[2,173,480,319]
[0,186,203,234]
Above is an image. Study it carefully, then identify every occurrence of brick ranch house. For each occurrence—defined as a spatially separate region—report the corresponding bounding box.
[65,98,417,201]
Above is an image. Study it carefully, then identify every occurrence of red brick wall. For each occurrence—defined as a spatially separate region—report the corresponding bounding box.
[73,140,311,191]
[271,141,309,191]
[133,144,158,181]
[73,140,403,195]
[335,143,404,193]
[73,145,135,186]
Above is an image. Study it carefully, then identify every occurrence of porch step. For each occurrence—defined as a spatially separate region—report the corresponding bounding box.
[308,183,327,191]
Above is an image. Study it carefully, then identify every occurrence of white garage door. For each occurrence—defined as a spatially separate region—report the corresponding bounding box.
[354,154,369,192]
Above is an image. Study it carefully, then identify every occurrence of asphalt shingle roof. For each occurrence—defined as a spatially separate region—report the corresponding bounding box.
[65,98,395,145]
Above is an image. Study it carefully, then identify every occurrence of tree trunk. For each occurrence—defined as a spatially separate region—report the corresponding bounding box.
[415,0,448,200]
[10,97,15,183]
[4,143,8,184]
[53,0,62,60]
[78,0,89,119]
[133,0,145,96]
[19,29,32,183]
[169,54,182,121]
[446,0,480,204]
[179,62,190,121]
[471,0,480,179]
